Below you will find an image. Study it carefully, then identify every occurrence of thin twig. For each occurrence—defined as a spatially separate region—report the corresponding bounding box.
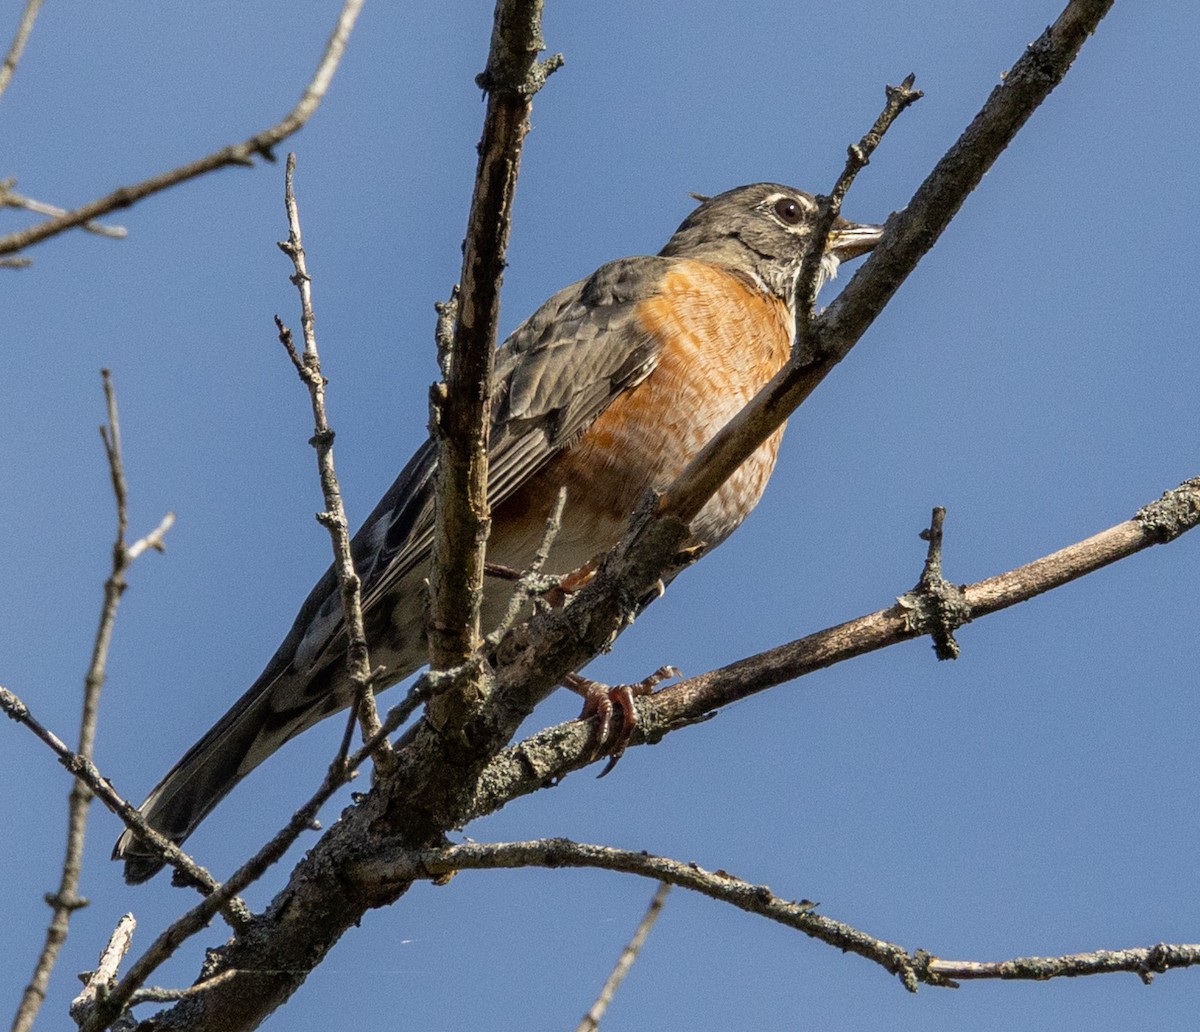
[0,683,242,928]
[275,152,392,768]
[794,73,922,346]
[905,506,968,659]
[356,838,929,990]
[0,0,43,102]
[576,882,671,1032]
[126,969,239,1006]
[0,0,364,257]
[1,178,128,239]
[928,945,1200,986]
[8,372,178,1032]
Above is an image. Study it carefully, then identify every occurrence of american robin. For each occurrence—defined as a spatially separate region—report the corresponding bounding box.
[114,182,882,883]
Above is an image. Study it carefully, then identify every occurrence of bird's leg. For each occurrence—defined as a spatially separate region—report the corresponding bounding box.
[564,664,681,776]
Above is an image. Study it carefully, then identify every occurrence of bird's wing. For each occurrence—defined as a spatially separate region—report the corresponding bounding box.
[292,254,674,673]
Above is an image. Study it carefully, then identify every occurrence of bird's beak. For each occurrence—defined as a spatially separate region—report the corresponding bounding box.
[828,217,884,261]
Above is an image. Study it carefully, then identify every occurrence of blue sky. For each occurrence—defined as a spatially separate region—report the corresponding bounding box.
[3,2,1199,1030]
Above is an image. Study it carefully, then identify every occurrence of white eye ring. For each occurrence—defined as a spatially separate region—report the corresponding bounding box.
[770,194,812,226]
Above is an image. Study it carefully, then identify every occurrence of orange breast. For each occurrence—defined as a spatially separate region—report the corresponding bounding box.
[492,259,794,570]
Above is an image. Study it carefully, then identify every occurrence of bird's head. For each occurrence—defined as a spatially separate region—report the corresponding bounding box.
[659,182,883,308]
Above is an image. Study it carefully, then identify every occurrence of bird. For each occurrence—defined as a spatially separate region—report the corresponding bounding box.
[113,182,882,883]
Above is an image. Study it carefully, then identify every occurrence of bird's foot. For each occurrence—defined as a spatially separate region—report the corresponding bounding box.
[484,559,596,609]
[564,664,680,776]
[544,559,598,608]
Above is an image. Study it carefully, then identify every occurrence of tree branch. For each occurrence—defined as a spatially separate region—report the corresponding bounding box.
[0,684,246,928]
[275,153,391,766]
[794,73,922,347]
[76,683,426,1032]
[70,914,136,1030]
[467,477,1200,810]
[354,838,925,987]
[0,178,128,244]
[928,944,1200,985]
[357,838,1200,992]
[425,0,562,740]
[0,0,363,258]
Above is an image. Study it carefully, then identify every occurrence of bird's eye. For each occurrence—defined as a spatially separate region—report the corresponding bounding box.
[773,197,805,225]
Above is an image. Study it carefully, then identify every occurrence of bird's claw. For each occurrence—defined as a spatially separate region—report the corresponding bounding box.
[544,560,598,608]
[564,664,681,776]
[489,559,598,609]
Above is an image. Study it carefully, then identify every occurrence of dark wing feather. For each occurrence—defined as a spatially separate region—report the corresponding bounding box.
[261,254,673,677]
[353,254,673,619]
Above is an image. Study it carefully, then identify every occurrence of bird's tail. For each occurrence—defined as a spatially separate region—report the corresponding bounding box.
[112,665,341,884]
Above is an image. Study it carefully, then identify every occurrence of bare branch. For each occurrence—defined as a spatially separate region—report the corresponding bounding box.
[467,476,1200,813]
[0,0,43,102]
[0,684,231,924]
[275,153,391,767]
[425,0,562,738]
[78,684,429,1032]
[576,882,671,1032]
[794,73,922,345]
[70,920,235,1029]
[908,506,964,660]
[484,486,568,648]
[0,178,128,242]
[126,512,176,561]
[127,971,238,1008]
[354,838,934,990]
[929,945,1200,986]
[0,0,364,257]
[358,838,1200,992]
